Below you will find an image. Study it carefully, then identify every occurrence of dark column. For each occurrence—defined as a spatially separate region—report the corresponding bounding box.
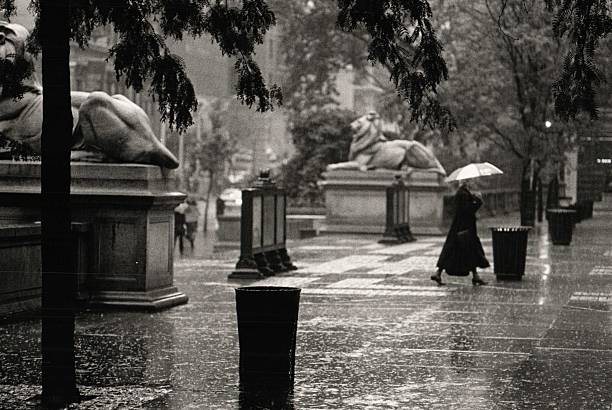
[537,178,543,222]
[40,0,80,405]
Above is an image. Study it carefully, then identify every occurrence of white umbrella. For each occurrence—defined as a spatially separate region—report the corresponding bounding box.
[445,162,503,182]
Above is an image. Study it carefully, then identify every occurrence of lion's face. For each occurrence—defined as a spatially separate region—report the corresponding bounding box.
[0,22,38,96]
[350,112,382,139]
[0,22,29,63]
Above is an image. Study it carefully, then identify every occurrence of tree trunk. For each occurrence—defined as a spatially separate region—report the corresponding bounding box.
[520,160,536,226]
[203,170,214,232]
[40,0,79,406]
[537,177,543,222]
[546,175,560,210]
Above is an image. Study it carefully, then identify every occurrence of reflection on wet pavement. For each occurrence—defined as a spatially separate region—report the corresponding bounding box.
[1,213,611,408]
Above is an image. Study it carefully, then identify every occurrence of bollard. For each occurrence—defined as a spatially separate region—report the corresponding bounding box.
[230,171,297,279]
[379,175,415,244]
[235,286,301,390]
[584,200,594,219]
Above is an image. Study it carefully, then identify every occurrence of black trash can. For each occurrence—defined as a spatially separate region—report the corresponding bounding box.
[585,200,594,219]
[560,204,580,224]
[490,226,531,280]
[235,286,301,390]
[520,191,536,227]
[547,208,576,245]
[574,202,585,222]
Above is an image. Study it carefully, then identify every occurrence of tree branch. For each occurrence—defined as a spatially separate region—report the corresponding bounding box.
[484,122,524,159]
[484,0,517,41]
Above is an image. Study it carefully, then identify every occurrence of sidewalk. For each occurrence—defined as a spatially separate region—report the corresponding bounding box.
[1,212,611,408]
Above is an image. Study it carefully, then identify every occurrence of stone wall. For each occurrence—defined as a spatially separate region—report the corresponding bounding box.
[0,224,41,317]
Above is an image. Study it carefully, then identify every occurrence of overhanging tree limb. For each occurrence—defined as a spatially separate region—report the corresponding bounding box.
[484,122,525,159]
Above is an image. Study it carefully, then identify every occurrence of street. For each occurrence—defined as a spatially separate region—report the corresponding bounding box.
[1,212,611,409]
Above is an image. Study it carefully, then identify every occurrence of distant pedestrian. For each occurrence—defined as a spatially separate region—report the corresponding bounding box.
[184,198,200,251]
[174,201,188,256]
[432,179,489,286]
[216,196,225,216]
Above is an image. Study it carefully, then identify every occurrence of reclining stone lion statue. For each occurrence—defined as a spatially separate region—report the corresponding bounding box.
[0,22,179,169]
[327,111,446,175]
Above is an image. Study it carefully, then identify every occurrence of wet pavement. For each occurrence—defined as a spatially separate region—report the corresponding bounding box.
[1,212,611,409]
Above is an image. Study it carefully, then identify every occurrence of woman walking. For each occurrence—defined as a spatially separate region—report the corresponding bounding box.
[431,179,489,286]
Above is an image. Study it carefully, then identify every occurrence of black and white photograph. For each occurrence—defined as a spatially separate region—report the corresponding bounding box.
[0,0,611,408]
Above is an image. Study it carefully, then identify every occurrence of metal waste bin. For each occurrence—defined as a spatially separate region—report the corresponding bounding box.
[520,192,536,227]
[235,286,301,389]
[576,200,594,221]
[490,226,531,280]
[547,208,576,245]
[559,205,580,225]
[583,200,594,219]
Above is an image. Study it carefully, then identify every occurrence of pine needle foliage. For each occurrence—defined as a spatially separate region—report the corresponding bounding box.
[1,0,281,133]
[278,108,354,206]
[336,0,452,130]
[546,0,612,119]
[273,0,363,119]
[0,57,34,100]
[0,1,606,133]
[276,0,452,130]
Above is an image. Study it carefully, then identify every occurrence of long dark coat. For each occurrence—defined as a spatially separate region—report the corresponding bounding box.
[436,184,490,276]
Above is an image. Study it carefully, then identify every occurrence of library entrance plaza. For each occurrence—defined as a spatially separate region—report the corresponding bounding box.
[1,212,611,409]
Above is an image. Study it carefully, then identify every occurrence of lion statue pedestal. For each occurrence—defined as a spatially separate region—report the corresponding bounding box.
[319,111,448,235]
[0,161,188,310]
[319,169,448,235]
[0,22,188,310]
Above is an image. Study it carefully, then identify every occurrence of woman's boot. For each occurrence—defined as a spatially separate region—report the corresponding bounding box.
[472,270,487,286]
[431,269,445,285]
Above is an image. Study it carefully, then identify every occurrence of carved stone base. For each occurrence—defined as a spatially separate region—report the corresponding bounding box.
[378,235,403,245]
[83,286,188,311]
[319,169,448,235]
[228,269,265,280]
[379,224,416,244]
[0,161,188,311]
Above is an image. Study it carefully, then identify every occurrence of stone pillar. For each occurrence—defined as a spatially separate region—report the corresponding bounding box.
[0,161,188,310]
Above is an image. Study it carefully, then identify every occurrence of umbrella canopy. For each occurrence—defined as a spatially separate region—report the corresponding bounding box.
[445,162,503,182]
